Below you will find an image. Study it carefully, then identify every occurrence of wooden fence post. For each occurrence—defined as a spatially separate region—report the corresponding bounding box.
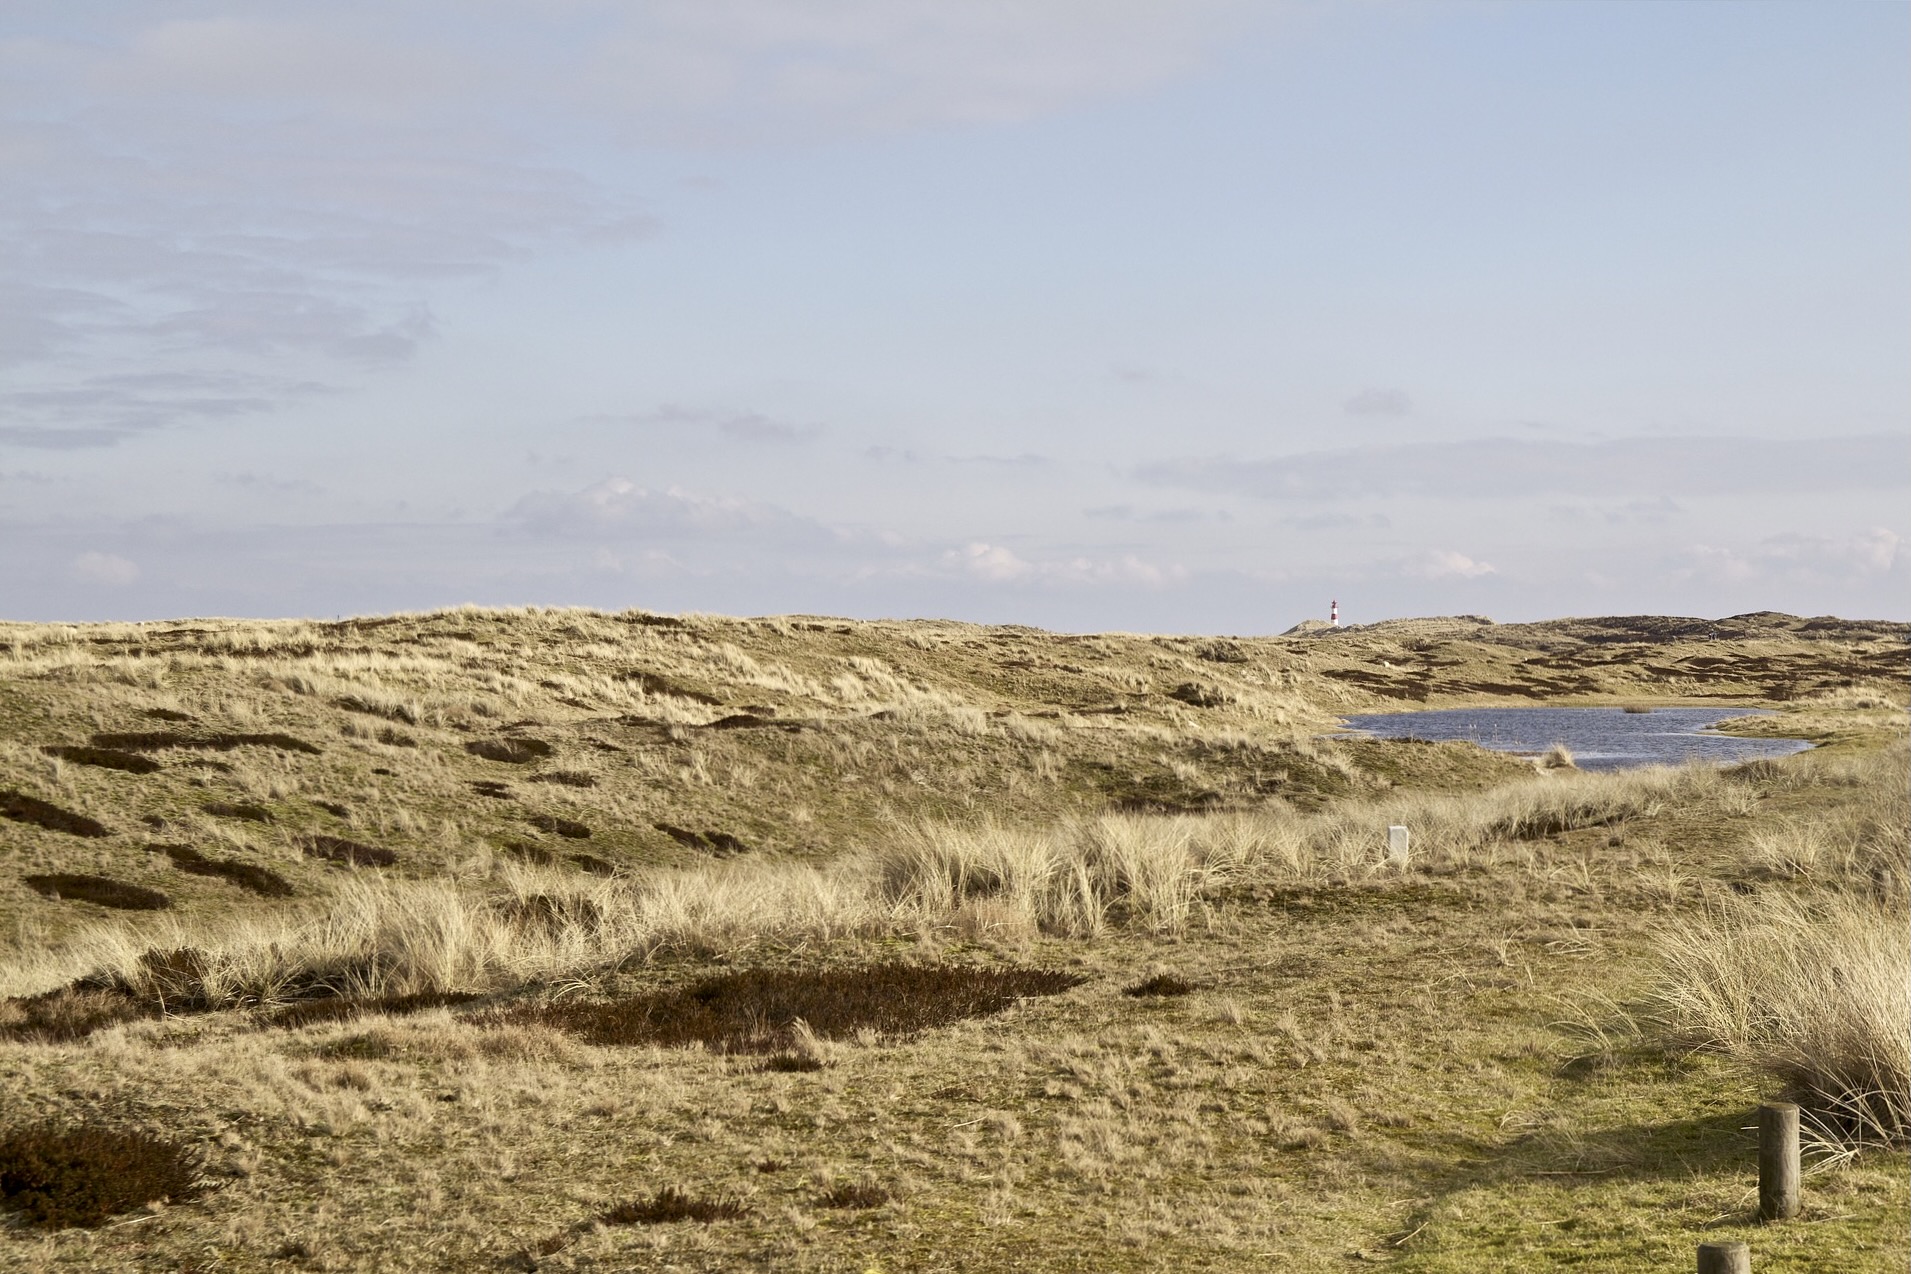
[1758,1101,1800,1221]
[1697,1241,1750,1274]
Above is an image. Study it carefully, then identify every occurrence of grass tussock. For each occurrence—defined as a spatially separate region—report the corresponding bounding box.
[818,1180,892,1209]
[600,1186,750,1225]
[0,1126,201,1228]
[1650,891,1910,1149]
[528,963,1082,1052]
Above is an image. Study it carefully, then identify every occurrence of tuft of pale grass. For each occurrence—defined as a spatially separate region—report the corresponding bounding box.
[1649,892,1911,1148]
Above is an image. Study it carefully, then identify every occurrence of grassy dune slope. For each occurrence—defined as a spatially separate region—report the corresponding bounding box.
[0,607,1904,1271]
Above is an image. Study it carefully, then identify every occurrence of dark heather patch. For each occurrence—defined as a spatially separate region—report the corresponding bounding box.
[655,823,708,849]
[530,771,597,788]
[528,963,1083,1053]
[1124,974,1199,997]
[500,840,556,865]
[0,1126,201,1228]
[302,835,397,868]
[159,845,294,898]
[704,831,750,855]
[23,875,169,910]
[312,800,351,819]
[526,815,591,840]
[570,854,616,876]
[464,738,554,764]
[141,708,194,723]
[40,746,161,775]
[202,801,274,823]
[91,731,320,755]
[1,791,110,838]
[268,991,481,1030]
[469,780,514,800]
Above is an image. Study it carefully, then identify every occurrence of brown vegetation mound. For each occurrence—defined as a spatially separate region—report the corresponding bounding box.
[90,730,319,755]
[1,790,110,837]
[23,874,169,910]
[269,991,481,1030]
[465,737,554,764]
[526,814,591,839]
[159,845,294,897]
[302,835,397,867]
[40,745,161,774]
[530,963,1082,1052]
[0,1126,201,1228]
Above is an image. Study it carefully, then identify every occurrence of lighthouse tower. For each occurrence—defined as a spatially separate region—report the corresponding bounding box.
[1330,599,1339,627]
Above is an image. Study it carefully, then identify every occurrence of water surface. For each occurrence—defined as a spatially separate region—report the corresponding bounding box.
[1338,706,1811,771]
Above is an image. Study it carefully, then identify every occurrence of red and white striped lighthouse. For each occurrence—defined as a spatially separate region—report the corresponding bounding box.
[1330,599,1339,627]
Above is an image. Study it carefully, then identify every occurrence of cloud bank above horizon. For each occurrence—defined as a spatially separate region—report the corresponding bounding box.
[3,1,1906,630]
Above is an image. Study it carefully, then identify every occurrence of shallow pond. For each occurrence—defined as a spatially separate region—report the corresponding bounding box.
[1337,706,1812,771]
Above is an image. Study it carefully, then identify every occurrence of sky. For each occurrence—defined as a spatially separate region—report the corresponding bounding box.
[2,1,1907,632]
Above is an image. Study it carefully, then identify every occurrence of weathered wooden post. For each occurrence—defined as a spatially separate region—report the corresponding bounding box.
[1758,1101,1800,1221]
[1386,825,1409,867]
[1697,1241,1750,1274]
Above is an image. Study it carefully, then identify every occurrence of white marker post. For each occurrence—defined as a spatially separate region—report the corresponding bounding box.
[1387,825,1410,867]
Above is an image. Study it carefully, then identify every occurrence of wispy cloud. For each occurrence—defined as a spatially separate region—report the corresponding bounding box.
[504,477,830,542]
[1138,436,1911,501]
[70,551,139,586]
[1673,527,1903,585]
[1344,388,1410,417]
[605,405,824,445]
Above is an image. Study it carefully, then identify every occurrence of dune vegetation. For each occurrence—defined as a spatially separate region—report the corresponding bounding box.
[0,606,1904,1271]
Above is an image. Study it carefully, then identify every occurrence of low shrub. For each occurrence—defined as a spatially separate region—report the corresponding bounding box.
[0,1125,201,1228]
[23,874,169,910]
[1124,974,1198,997]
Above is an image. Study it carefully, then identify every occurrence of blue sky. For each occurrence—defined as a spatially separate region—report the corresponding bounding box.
[3,1,1906,630]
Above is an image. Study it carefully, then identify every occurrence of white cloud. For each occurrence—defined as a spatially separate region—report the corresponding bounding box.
[1407,550,1497,580]
[939,541,1184,587]
[1675,527,1903,585]
[506,477,824,540]
[70,551,138,585]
